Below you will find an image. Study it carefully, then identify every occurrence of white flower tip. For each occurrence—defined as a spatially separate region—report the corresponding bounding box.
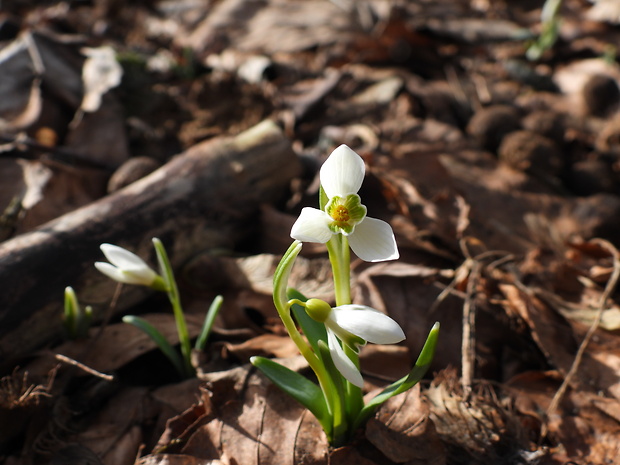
[331,144,360,160]
[320,145,366,199]
[327,330,365,388]
[94,261,121,280]
[99,243,115,252]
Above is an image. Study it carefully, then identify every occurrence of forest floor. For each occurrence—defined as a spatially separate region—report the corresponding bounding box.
[2,1,620,464]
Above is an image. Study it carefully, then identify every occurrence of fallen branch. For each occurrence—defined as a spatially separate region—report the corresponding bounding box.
[0,120,300,364]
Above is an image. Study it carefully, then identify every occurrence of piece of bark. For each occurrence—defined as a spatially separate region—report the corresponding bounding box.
[0,120,300,364]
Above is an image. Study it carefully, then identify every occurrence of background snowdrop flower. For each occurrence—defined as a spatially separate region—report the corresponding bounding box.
[305,298,405,387]
[95,243,166,289]
[291,145,398,262]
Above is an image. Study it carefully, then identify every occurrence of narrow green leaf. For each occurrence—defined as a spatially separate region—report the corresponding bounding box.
[195,295,223,350]
[251,356,331,436]
[123,315,186,378]
[352,322,440,431]
[287,288,327,355]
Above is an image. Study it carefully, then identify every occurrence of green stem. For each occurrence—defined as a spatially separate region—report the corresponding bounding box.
[326,235,363,428]
[281,300,338,420]
[326,235,350,307]
[153,238,194,378]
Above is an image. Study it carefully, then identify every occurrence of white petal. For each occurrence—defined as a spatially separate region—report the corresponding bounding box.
[348,217,399,262]
[330,305,405,344]
[100,243,150,271]
[320,145,365,198]
[290,208,333,243]
[95,262,130,284]
[95,261,158,286]
[327,329,364,388]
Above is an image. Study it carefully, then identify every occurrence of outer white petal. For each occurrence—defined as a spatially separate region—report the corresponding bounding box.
[290,207,333,243]
[100,243,150,271]
[320,145,365,198]
[348,217,399,262]
[95,262,136,285]
[330,305,405,344]
[327,329,364,388]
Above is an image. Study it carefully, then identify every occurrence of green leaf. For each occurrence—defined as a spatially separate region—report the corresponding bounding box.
[352,322,440,431]
[251,356,332,436]
[123,315,186,378]
[287,289,327,356]
[195,295,223,350]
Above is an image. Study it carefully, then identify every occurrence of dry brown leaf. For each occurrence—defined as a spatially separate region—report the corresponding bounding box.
[366,384,446,464]
[222,333,300,361]
[359,344,412,390]
[154,357,449,464]
[506,370,620,462]
[427,369,535,463]
[354,260,463,373]
[499,284,578,373]
[25,313,206,381]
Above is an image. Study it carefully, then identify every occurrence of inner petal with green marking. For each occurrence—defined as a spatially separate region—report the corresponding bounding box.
[325,194,367,235]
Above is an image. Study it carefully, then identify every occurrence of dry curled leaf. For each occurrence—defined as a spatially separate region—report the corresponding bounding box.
[366,384,446,465]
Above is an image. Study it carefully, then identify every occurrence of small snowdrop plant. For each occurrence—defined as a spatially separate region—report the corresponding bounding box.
[63,286,93,339]
[95,238,223,379]
[251,145,439,446]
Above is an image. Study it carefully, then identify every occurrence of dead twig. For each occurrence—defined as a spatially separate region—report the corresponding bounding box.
[54,354,115,382]
[430,236,515,398]
[461,259,480,399]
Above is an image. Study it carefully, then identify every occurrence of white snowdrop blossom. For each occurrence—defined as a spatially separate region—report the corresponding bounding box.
[305,298,406,387]
[291,145,399,262]
[95,243,165,289]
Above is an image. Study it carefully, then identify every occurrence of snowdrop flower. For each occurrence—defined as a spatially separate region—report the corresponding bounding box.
[291,145,398,262]
[95,243,166,290]
[305,298,405,387]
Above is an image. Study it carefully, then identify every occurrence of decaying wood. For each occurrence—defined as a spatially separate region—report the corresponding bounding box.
[0,120,300,364]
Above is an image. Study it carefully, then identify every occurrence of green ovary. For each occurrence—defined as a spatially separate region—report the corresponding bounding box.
[305,298,332,323]
[326,194,367,235]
